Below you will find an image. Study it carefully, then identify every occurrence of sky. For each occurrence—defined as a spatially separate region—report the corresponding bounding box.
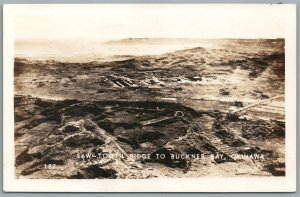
[13,4,288,41]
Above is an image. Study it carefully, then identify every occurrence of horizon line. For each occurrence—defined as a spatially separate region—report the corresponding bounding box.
[15,37,285,42]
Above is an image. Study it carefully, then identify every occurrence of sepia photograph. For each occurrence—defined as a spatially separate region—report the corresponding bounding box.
[3,4,296,192]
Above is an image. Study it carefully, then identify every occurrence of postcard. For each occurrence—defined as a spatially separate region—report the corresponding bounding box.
[3,4,296,192]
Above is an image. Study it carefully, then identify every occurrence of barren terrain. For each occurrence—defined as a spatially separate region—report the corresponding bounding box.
[14,38,285,178]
